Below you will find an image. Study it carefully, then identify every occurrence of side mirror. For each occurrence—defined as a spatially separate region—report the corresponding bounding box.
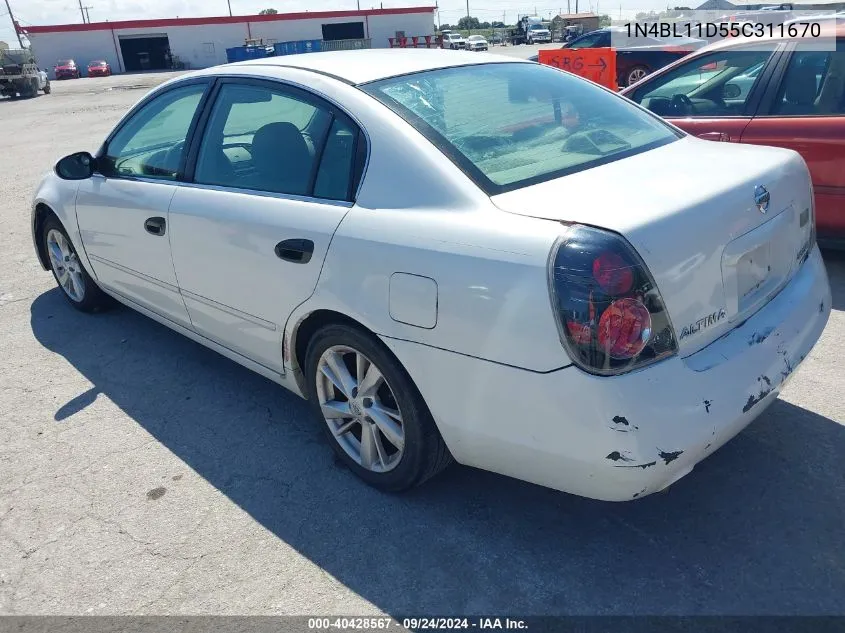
[55,152,96,180]
[723,83,741,99]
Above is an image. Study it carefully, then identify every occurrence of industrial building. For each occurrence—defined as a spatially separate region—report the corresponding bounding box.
[20,7,436,77]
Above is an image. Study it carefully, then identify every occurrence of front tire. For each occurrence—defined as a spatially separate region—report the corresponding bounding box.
[305,323,453,492]
[42,217,111,312]
[43,80,51,94]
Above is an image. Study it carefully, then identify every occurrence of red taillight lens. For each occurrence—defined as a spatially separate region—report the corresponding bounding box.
[592,251,633,295]
[597,297,652,359]
[549,224,677,375]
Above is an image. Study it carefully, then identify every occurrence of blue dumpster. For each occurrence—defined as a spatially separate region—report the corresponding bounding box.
[273,39,322,56]
[226,45,273,63]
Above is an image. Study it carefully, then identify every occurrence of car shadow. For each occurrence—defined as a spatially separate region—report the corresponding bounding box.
[29,288,845,615]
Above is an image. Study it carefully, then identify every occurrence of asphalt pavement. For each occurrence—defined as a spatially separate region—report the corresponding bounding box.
[0,68,843,616]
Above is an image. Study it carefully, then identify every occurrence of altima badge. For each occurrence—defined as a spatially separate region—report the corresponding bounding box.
[679,308,727,340]
[754,185,770,214]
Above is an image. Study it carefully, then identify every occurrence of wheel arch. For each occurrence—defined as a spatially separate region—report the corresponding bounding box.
[286,308,375,395]
[32,202,57,270]
[285,307,429,412]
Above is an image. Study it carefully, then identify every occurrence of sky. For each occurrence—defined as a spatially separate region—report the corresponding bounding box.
[0,0,674,48]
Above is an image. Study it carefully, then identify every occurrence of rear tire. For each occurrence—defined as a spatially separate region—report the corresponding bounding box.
[305,323,453,492]
[42,216,112,313]
[43,81,51,94]
[625,65,650,87]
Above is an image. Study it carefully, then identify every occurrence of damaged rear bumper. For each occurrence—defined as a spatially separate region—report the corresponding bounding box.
[381,246,831,501]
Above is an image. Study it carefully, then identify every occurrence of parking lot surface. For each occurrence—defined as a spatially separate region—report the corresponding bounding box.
[1,69,844,616]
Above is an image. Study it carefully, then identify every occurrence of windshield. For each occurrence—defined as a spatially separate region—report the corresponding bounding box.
[57,60,73,66]
[530,24,547,30]
[362,62,680,194]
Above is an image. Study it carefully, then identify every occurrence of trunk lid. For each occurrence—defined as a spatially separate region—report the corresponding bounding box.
[492,137,814,356]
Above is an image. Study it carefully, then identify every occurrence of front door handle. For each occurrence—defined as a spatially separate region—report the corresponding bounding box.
[144,216,166,236]
[275,238,314,264]
[697,132,730,142]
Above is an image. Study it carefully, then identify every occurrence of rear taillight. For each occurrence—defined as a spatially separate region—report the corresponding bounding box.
[549,224,678,376]
[797,180,816,264]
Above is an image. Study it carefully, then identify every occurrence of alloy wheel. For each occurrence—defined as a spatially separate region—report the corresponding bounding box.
[315,345,405,473]
[46,228,85,303]
[627,68,648,85]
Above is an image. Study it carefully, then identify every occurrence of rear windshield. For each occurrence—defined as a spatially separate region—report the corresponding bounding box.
[361,62,680,194]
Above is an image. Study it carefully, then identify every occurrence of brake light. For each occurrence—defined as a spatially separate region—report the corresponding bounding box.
[549,224,677,375]
[592,251,633,295]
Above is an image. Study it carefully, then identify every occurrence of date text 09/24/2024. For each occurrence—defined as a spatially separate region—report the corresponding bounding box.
[307,618,529,630]
[625,21,822,40]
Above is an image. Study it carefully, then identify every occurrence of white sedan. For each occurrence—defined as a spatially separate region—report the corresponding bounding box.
[31,49,831,501]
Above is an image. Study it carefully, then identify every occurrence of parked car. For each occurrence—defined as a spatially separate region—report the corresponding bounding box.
[87,60,112,77]
[54,59,80,79]
[443,32,466,49]
[622,24,845,246]
[31,50,830,501]
[530,27,708,86]
[465,35,489,51]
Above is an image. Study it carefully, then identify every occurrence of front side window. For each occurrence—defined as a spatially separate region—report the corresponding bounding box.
[102,82,206,180]
[629,48,774,117]
[770,40,845,116]
[194,82,361,200]
[362,62,679,194]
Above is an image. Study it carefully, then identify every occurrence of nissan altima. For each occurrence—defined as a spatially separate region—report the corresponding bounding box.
[31,49,831,501]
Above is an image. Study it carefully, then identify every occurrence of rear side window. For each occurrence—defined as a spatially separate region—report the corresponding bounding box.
[362,62,678,194]
[194,82,363,201]
[567,31,609,48]
[770,40,845,115]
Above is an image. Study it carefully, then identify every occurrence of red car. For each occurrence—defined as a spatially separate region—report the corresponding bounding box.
[54,59,80,79]
[87,60,112,77]
[622,24,845,247]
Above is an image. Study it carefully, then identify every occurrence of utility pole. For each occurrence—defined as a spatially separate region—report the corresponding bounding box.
[226,0,232,16]
[466,0,471,34]
[4,0,23,47]
[83,7,92,23]
[436,0,441,30]
[567,0,570,13]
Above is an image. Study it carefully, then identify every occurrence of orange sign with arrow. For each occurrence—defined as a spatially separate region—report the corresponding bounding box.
[538,48,618,91]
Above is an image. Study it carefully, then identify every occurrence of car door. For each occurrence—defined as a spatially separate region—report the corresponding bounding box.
[167,78,365,372]
[625,44,785,142]
[740,39,845,243]
[76,79,211,327]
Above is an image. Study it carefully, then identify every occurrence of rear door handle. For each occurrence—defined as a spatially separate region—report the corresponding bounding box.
[275,238,314,264]
[697,132,729,142]
[144,216,166,236]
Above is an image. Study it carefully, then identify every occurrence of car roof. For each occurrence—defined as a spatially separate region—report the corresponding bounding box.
[221,48,525,84]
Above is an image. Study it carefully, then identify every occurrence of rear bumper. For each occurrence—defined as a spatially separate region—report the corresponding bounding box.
[382,246,831,501]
